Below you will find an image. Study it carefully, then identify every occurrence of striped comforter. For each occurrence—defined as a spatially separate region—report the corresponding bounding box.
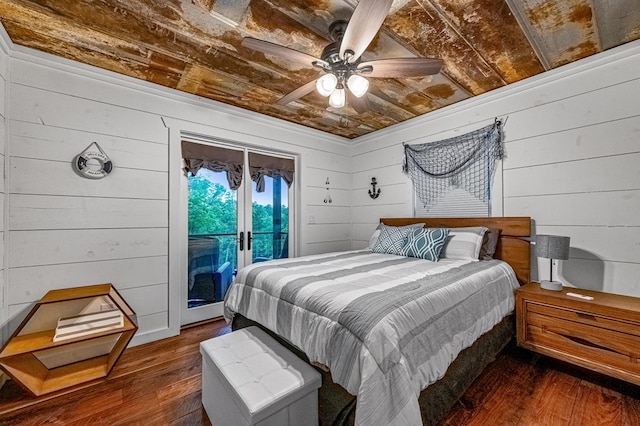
[224,250,519,425]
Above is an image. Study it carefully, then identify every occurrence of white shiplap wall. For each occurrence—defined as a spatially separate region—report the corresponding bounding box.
[0,27,8,344]
[1,29,351,344]
[351,40,640,298]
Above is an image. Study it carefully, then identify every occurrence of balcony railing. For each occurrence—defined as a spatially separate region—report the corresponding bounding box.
[188,231,289,270]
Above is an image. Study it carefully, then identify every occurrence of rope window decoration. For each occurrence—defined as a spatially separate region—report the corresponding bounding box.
[402,120,504,211]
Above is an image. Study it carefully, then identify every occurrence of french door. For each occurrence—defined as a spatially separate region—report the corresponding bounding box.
[181,143,293,325]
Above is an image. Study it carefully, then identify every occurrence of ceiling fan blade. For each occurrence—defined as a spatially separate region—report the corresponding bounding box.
[340,0,393,63]
[276,80,318,105]
[359,58,444,78]
[241,38,323,69]
[347,91,371,114]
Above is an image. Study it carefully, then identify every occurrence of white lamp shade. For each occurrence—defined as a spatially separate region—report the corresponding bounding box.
[316,74,338,97]
[347,74,369,97]
[329,87,346,108]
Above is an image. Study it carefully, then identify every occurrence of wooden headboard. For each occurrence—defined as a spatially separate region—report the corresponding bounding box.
[380,217,531,285]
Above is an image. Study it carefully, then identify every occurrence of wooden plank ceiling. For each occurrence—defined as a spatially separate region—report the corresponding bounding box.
[1,0,638,139]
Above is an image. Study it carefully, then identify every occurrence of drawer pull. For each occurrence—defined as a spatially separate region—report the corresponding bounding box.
[577,312,597,320]
[562,334,621,356]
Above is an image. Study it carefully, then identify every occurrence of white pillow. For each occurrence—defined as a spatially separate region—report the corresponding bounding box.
[439,226,488,261]
[368,224,383,249]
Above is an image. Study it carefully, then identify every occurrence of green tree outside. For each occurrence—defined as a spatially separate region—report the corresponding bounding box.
[188,173,288,270]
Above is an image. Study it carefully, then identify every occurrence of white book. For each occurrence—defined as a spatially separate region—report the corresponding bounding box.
[57,309,123,328]
[53,323,124,342]
[54,310,124,342]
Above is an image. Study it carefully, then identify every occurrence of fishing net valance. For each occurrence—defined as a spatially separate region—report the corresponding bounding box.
[402,120,504,211]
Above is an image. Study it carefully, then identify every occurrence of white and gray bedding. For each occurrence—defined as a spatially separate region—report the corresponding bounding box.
[224,250,520,426]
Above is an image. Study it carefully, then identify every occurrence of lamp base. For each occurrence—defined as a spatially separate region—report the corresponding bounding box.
[540,280,563,291]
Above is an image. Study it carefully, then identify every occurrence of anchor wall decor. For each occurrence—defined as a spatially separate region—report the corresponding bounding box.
[368,177,381,199]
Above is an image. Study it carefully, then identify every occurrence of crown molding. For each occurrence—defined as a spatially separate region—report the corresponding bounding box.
[0,23,13,55]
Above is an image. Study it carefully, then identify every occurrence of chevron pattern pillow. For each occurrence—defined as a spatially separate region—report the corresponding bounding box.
[400,227,449,261]
[371,223,424,255]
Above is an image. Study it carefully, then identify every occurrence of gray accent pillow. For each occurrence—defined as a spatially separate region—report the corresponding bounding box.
[479,228,501,260]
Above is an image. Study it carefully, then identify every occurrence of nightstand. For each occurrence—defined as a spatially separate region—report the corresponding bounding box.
[516,282,640,386]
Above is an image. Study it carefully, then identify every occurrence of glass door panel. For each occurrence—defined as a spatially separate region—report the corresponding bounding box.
[187,169,237,308]
[251,175,289,263]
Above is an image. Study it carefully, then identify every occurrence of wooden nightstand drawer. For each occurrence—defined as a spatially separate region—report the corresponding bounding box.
[527,302,640,337]
[527,312,640,376]
[516,282,640,386]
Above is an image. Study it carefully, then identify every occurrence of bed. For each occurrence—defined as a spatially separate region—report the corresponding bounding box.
[224,217,531,425]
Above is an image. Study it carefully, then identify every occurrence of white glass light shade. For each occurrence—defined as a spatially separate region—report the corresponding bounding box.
[329,87,346,108]
[316,74,338,97]
[347,74,369,98]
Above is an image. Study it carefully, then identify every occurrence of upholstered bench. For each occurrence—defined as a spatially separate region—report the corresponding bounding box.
[200,326,321,426]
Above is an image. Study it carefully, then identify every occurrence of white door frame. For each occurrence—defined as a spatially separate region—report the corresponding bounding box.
[166,121,298,328]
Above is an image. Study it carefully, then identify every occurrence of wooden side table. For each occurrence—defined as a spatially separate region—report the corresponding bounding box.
[0,284,137,396]
[516,282,640,386]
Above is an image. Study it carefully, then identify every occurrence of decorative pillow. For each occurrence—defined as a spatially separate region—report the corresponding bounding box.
[367,224,383,249]
[479,228,501,260]
[440,226,488,261]
[371,223,425,255]
[400,227,449,261]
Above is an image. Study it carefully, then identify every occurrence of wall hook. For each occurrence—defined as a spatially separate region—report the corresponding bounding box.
[368,177,381,199]
[324,177,332,203]
[324,188,332,204]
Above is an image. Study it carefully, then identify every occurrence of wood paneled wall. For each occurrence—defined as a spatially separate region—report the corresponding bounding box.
[350,40,640,297]
[6,61,172,343]
[303,157,352,254]
[1,28,351,345]
[0,29,8,345]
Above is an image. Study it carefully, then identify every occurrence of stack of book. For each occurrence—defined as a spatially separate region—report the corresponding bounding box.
[53,309,124,342]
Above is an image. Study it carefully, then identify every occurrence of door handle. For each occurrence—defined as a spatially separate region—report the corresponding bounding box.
[239,231,244,251]
[247,231,252,251]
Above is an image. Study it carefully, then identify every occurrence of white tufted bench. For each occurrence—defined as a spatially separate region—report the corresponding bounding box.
[200,326,321,426]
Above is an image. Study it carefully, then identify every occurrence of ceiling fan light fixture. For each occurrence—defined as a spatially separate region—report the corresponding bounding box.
[316,73,338,97]
[329,87,346,108]
[241,2,445,113]
[347,74,369,97]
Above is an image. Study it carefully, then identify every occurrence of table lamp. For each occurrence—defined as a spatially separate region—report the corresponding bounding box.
[536,234,570,291]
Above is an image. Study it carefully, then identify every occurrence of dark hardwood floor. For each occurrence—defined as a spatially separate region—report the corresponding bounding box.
[1,319,639,425]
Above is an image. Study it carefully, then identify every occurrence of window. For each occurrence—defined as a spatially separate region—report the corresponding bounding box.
[405,121,505,218]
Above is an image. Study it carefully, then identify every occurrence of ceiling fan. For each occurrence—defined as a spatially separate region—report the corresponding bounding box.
[241,0,443,111]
